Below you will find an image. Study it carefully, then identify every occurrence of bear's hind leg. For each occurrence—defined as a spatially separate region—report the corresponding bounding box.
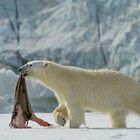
[109,110,127,128]
[129,100,140,116]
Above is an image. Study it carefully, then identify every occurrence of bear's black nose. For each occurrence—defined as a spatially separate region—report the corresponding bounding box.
[18,67,22,72]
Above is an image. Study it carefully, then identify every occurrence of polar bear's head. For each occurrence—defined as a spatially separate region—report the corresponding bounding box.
[19,60,48,80]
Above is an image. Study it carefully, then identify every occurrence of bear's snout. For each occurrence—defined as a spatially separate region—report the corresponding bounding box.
[18,67,22,72]
[18,66,24,73]
[18,65,28,76]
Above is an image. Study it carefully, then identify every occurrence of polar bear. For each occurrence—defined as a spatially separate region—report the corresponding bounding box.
[19,60,140,128]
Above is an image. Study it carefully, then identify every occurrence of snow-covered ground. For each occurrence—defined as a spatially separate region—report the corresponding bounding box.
[1,0,140,114]
[0,113,140,140]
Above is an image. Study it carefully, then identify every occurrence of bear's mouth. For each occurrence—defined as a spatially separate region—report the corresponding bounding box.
[23,73,28,77]
[20,70,29,77]
[21,72,28,77]
[19,67,29,77]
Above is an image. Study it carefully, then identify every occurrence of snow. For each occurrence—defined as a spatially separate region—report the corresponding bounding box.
[0,113,140,140]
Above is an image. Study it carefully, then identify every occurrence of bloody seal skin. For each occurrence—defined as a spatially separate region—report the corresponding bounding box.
[10,75,51,128]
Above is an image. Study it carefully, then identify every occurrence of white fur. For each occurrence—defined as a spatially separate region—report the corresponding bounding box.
[20,61,140,128]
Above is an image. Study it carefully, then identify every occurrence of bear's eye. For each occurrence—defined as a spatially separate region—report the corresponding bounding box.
[29,64,32,67]
[43,63,48,67]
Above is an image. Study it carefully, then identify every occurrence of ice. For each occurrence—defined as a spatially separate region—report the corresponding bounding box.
[0,0,140,113]
[0,113,140,140]
[0,0,140,75]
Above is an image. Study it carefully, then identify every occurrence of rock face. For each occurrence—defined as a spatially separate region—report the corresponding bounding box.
[0,0,140,74]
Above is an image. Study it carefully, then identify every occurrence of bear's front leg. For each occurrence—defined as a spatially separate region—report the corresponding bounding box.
[53,104,68,126]
[68,104,85,128]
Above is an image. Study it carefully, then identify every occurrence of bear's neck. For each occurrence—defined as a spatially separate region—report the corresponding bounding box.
[43,63,69,93]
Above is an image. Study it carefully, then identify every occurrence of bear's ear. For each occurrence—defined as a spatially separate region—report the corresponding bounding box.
[43,62,48,68]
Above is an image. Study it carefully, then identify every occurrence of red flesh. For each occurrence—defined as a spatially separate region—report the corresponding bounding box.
[11,104,50,128]
[11,104,30,128]
[31,113,51,127]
